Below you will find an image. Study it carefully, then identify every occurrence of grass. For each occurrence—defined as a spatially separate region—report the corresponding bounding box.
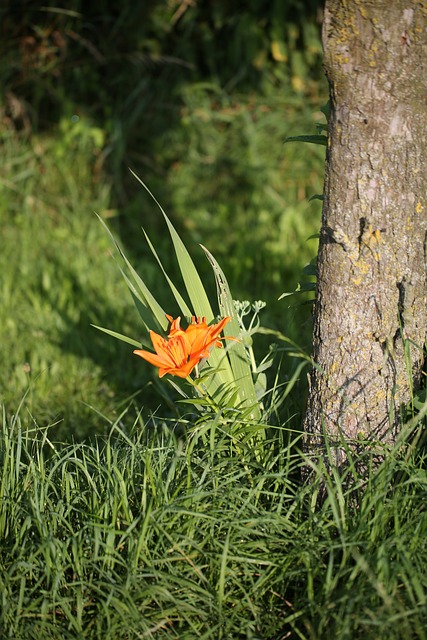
[0,82,325,439]
[1,404,426,639]
[0,122,157,439]
[3,8,424,638]
[2,9,425,638]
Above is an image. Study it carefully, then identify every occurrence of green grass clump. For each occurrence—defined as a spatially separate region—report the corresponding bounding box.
[0,125,152,439]
[1,405,426,639]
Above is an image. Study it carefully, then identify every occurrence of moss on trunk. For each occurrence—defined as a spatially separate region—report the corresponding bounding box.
[304,0,427,465]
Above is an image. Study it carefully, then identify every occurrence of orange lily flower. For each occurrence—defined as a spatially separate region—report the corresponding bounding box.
[167,314,231,358]
[133,314,232,378]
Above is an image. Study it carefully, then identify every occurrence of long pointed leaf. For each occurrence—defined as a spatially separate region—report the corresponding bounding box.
[129,172,233,396]
[96,212,167,332]
[129,170,213,319]
[143,229,192,318]
[121,259,167,332]
[91,325,143,348]
[120,270,165,333]
[201,245,261,419]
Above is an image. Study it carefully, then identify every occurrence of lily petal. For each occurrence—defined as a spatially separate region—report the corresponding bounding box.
[134,314,233,378]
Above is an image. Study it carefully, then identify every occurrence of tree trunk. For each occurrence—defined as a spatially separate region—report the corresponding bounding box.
[304,0,427,465]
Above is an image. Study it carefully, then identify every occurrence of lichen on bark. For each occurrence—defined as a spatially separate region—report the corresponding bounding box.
[304,0,427,466]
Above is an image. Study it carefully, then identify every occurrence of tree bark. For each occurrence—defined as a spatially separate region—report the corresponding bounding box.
[304,0,427,465]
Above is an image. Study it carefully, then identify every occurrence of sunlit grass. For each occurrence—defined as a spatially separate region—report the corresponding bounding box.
[0,84,325,439]
[1,404,426,639]
[3,9,423,639]
[0,127,146,439]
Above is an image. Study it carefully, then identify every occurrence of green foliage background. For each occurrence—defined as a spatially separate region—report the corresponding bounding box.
[2,7,427,639]
[0,0,327,438]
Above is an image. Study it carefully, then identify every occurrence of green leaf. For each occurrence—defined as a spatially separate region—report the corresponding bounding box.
[278,281,316,300]
[143,229,192,318]
[316,123,328,133]
[91,324,143,348]
[320,99,330,120]
[129,289,162,334]
[284,134,327,146]
[120,260,167,332]
[130,170,214,320]
[201,244,261,419]
[129,171,238,400]
[301,261,317,276]
[96,213,167,332]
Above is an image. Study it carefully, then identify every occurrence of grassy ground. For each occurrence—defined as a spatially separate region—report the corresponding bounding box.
[1,406,426,639]
[0,84,326,440]
[0,125,144,439]
[2,9,426,638]
[1,70,426,640]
